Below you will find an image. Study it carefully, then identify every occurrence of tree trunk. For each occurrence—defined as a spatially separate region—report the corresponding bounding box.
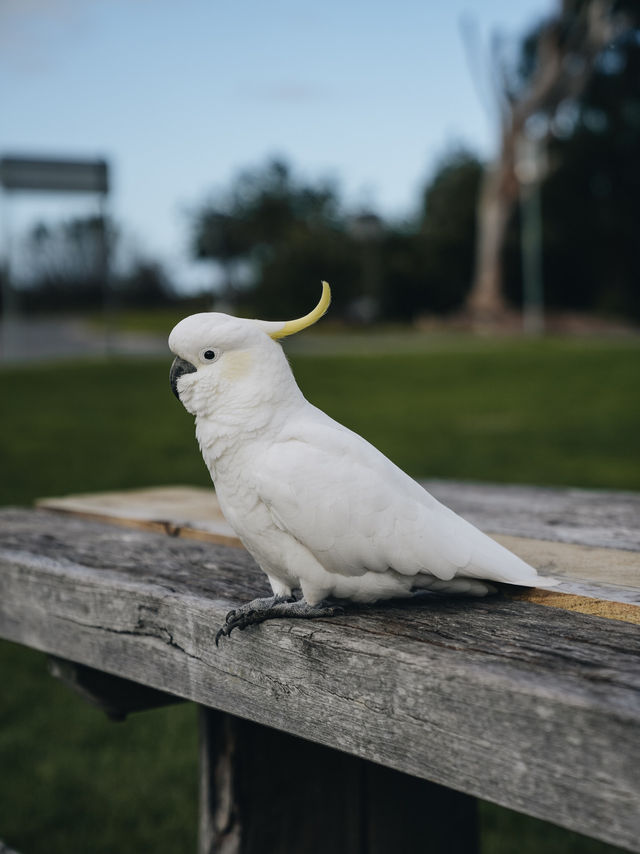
[466,163,513,324]
[464,0,619,327]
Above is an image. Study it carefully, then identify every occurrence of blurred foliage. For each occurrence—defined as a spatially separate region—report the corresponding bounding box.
[189,1,640,323]
[116,260,176,309]
[3,4,639,323]
[6,215,176,313]
[191,159,359,315]
[374,151,483,321]
[0,641,198,854]
[191,152,483,322]
[502,0,640,319]
[1,338,639,508]
[16,216,109,312]
[419,151,484,314]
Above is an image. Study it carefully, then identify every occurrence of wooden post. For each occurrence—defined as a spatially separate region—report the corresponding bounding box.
[364,761,478,854]
[198,707,477,854]
[48,656,185,721]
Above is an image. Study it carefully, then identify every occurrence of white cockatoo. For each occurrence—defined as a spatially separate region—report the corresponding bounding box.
[169,282,555,643]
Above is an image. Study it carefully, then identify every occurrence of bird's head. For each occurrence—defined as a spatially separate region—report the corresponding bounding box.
[168,281,331,419]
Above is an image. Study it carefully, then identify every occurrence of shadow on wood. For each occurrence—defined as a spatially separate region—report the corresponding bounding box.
[48,656,185,721]
[198,708,478,854]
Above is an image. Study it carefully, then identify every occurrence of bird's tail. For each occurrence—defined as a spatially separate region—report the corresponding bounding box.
[526,574,560,588]
[451,514,560,589]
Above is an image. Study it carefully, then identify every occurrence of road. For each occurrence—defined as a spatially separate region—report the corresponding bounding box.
[0,315,168,363]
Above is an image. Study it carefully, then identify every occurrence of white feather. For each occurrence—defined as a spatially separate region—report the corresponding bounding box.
[168,311,557,607]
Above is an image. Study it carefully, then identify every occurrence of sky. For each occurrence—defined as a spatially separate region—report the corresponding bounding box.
[0,0,554,291]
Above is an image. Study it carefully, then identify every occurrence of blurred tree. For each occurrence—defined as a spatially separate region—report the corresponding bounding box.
[466,0,639,323]
[377,228,425,321]
[231,159,339,246]
[381,150,483,320]
[192,210,253,302]
[19,215,111,311]
[537,1,640,318]
[256,228,360,319]
[192,153,488,323]
[16,216,175,311]
[420,150,484,314]
[116,259,175,308]
[192,158,356,315]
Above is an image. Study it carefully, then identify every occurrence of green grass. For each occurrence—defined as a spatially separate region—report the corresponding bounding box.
[292,337,640,490]
[1,337,639,508]
[0,336,638,852]
[0,641,198,854]
[0,356,210,507]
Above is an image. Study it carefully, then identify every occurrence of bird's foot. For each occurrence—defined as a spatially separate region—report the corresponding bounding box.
[215,596,344,645]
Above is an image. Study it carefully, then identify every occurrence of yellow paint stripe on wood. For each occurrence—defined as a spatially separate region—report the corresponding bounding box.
[505,588,640,625]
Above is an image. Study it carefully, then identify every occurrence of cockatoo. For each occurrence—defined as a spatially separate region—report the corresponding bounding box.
[169,282,555,643]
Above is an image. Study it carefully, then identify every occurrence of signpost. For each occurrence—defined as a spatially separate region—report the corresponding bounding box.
[0,155,111,359]
[0,157,109,194]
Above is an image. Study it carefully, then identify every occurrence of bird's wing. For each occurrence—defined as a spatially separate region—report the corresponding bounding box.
[254,413,543,585]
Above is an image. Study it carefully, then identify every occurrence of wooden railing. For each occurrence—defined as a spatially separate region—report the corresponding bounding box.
[0,481,638,853]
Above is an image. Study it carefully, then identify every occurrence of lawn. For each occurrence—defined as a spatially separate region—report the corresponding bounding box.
[0,335,638,853]
[1,336,639,508]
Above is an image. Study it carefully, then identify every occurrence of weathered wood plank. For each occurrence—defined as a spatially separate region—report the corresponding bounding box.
[420,479,640,551]
[38,479,640,552]
[198,708,478,854]
[493,533,640,588]
[37,484,640,622]
[0,508,638,851]
[36,486,240,548]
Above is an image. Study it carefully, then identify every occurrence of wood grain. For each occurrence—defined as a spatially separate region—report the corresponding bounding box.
[37,484,640,622]
[198,708,478,854]
[38,479,640,551]
[0,508,638,852]
[36,486,240,547]
[420,479,640,551]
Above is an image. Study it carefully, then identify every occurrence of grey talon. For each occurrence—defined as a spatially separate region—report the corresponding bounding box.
[214,595,346,644]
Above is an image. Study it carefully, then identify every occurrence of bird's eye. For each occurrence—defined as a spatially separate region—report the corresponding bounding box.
[200,348,219,363]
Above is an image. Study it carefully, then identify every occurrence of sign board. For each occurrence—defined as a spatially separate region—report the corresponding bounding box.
[0,156,109,194]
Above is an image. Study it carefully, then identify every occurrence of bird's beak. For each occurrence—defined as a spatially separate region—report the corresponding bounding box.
[170,356,197,399]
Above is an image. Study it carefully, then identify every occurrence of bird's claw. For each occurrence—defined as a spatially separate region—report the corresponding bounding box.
[215,595,293,646]
[215,612,255,645]
[215,596,344,646]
